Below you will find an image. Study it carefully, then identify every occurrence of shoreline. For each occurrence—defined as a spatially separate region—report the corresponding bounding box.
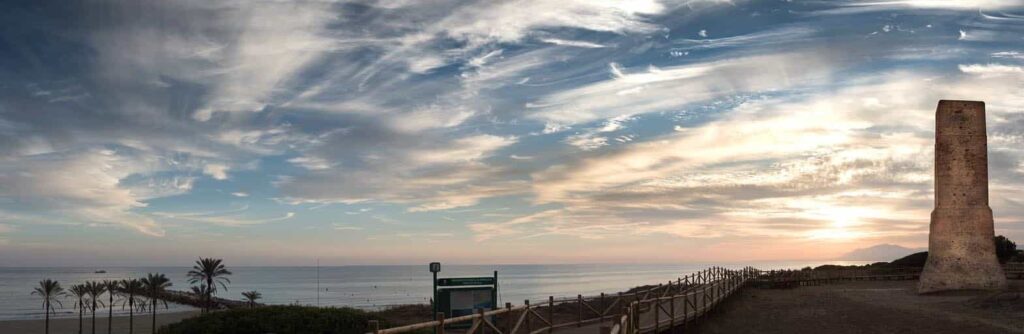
[0,310,199,334]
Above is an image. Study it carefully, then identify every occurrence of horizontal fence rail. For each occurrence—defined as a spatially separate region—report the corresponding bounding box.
[368,263,1024,334]
[755,264,1024,288]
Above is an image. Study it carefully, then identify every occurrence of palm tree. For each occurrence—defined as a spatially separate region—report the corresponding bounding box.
[140,273,172,334]
[85,281,106,334]
[241,290,262,309]
[68,284,88,334]
[102,280,119,334]
[189,284,213,313]
[119,278,145,334]
[32,279,65,334]
[186,258,231,313]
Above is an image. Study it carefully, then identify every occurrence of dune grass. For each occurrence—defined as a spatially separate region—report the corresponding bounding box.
[157,305,390,334]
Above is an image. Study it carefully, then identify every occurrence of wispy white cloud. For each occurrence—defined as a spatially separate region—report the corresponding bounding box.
[190,2,337,121]
[959,63,1024,76]
[539,38,607,48]
[835,0,1024,10]
[527,51,838,126]
[469,70,1024,245]
[0,150,169,236]
[333,223,364,231]
[277,134,523,211]
[154,208,295,227]
[288,156,333,171]
[992,51,1024,59]
[203,164,230,180]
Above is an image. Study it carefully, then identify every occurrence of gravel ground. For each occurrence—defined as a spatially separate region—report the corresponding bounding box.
[692,280,1024,334]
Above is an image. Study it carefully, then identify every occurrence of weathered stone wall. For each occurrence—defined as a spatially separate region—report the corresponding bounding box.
[918,100,1006,293]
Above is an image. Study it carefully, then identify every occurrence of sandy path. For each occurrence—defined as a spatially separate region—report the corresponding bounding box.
[0,311,199,334]
[694,280,1024,334]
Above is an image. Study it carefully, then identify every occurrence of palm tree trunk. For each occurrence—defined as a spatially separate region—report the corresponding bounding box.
[91,299,97,334]
[128,297,134,334]
[207,278,213,313]
[151,298,156,334]
[108,293,113,334]
[78,301,83,334]
[44,301,50,334]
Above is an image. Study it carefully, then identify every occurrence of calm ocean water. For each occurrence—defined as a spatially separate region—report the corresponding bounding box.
[0,261,869,321]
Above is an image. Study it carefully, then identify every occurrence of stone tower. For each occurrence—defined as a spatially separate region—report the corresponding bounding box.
[918,100,1006,293]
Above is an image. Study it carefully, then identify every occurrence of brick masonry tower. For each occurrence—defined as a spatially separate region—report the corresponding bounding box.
[918,100,1007,293]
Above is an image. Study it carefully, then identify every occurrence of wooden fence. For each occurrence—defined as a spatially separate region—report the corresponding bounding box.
[608,267,755,334]
[368,263,1024,334]
[369,266,758,334]
[755,264,1024,288]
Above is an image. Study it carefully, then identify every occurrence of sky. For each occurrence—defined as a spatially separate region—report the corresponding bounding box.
[1,0,1023,266]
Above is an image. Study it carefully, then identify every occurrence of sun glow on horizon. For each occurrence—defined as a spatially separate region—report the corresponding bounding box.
[804,207,877,241]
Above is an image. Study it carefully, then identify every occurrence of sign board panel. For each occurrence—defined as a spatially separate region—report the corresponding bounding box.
[437,277,495,287]
[438,286,495,328]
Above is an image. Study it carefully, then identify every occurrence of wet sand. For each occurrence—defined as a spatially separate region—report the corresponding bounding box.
[694,280,1024,333]
[0,311,199,334]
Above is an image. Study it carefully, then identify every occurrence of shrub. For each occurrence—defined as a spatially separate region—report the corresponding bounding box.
[158,305,386,334]
[995,235,1019,264]
[890,251,928,267]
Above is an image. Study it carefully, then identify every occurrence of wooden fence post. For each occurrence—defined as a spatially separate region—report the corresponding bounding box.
[626,301,634,331]
[369,320,380,334]
[623,305,631,334]
[654,299,660,333]
[477,308,486,334]
[548,296,554,334]
[687,291,693,325]
[670,293,676,329]
[525,300,531,333]
[577,294,583,327]
[505,303,512,334]
[437,313,446,334]
[702,285,708,320]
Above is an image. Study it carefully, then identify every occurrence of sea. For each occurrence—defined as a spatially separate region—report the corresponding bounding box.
[0,261,871,321]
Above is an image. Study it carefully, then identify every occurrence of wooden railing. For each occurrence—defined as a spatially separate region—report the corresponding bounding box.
[367,263,1024,334]
[1005,263,1024,279]
[610,267,754,334]
[755,264,1024,288]
[368,266,758,334]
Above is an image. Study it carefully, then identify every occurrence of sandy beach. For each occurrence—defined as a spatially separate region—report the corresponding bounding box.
[0,311,199,334]
[694,280,1024,333]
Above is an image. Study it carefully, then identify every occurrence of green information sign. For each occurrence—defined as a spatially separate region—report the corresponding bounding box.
[437,277,495,287]
[438,286,495,328]
[433,272,498,329]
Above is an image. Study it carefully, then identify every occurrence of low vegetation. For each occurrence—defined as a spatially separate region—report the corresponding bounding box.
[888,235,1023,267]
[157,306,389,334]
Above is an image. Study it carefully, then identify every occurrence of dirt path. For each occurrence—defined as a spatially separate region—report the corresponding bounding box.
[693,280,1024,334]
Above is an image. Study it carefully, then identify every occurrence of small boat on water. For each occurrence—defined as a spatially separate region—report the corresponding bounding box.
[94,270,106,273]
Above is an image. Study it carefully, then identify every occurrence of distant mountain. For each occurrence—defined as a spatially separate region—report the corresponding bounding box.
[839,244,926,261]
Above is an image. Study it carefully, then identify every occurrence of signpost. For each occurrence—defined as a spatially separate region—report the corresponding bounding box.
[429,262,441,334]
